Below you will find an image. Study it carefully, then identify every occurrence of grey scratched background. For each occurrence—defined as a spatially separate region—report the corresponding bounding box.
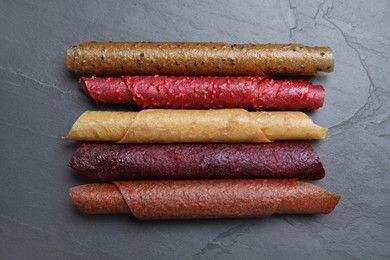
[1,0,389,259]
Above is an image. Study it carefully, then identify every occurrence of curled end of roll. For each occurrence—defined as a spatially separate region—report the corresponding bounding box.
[78,77,91,98]
[315,189,340,214]
[66,46,76,73]
[65,117,81,140]
[65,111,93,140]
[318,126,328,139]
[326,194,341,213]
[311,85,325,109]
[310,46,334,73]
[69,184,129,214]
[315,188,340,214]
[303,145,326,180]
[307,112,328,139]
[276,181,340,214]
[311,164,326,180]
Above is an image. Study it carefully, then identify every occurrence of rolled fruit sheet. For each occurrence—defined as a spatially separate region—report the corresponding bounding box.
[69,143,326,181]
[67,42,334,76]
[79,76,325,110]
[65,109,328,143]
[69,179,340,220]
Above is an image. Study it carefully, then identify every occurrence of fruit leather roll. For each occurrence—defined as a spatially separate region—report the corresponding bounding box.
[67,42,334,76]
[69,179,340,219]
[65,109,327,143]
[69,143,325,181]
[79,76,324,110]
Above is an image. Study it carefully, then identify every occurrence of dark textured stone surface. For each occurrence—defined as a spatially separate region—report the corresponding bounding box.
[0,0,389,259]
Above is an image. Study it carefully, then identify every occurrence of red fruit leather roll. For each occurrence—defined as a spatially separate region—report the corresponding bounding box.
[79,76,324,110]
[69,179,340,219]
[69,143,325,181]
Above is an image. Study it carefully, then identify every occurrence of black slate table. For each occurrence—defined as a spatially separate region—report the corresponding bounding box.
[1,0,389,259]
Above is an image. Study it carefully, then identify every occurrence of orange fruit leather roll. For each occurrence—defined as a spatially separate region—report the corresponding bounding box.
[69,179,340,220]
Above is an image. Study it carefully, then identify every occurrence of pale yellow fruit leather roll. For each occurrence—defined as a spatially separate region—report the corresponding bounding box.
[66,109,327,143]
